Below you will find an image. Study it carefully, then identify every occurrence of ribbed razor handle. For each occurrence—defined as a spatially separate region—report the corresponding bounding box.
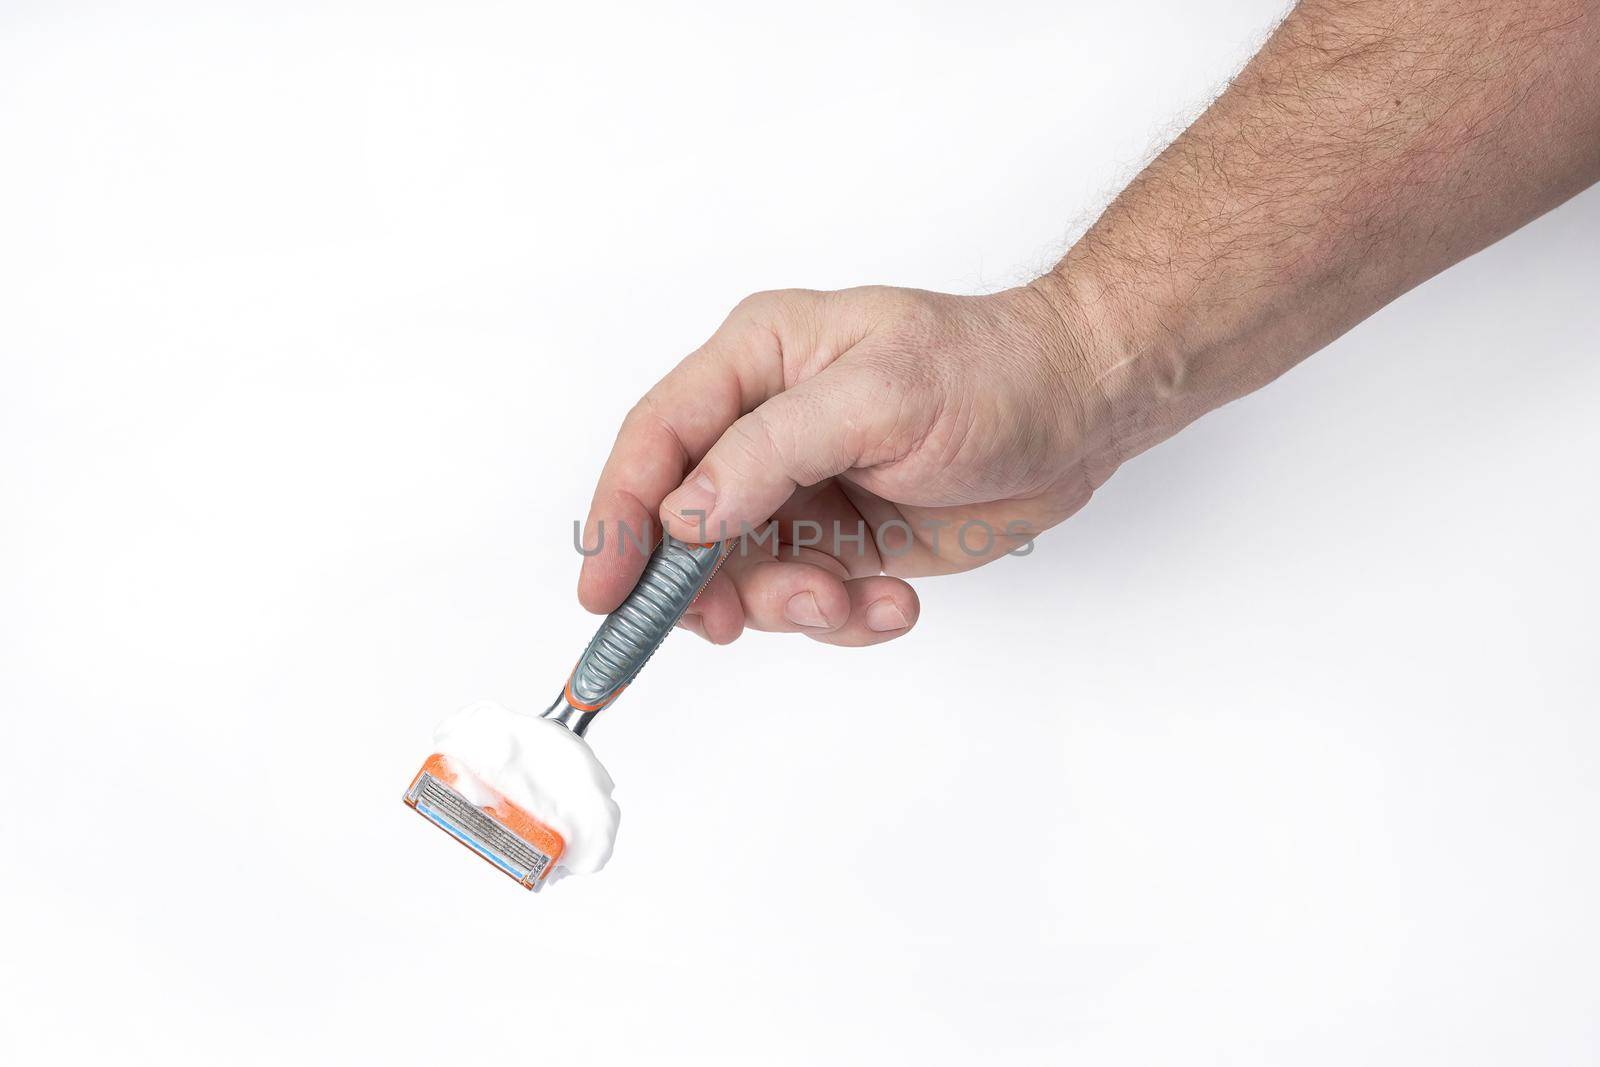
[566,537,724,708]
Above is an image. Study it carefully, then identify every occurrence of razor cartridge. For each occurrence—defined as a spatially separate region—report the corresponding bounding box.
[405,536,727,888]
[403,754,566,890]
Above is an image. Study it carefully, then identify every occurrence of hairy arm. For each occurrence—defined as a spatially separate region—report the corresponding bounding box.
[1037,0,1600,465]
[577,1,1597,646]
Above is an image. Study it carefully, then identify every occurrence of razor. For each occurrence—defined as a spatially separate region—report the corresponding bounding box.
[403,536,726,889]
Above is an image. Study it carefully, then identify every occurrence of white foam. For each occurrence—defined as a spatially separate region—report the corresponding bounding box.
[432,700,621,879]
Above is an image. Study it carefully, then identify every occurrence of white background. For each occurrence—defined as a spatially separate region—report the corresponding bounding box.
[3,2,1598,1064]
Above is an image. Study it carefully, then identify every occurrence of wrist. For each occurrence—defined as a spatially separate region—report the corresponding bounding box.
[1015,265,1163,474]
[1025,254,1257,468]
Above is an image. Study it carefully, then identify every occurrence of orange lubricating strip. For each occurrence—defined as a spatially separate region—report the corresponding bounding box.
[406,753,566,886]
[563,673,624,712]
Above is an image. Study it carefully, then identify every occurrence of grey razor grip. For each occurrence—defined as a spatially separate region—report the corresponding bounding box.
[565,536,725,711]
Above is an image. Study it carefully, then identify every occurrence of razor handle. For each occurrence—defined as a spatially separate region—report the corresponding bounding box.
[543,536,726,736]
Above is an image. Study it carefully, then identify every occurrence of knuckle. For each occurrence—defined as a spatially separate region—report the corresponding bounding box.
[723,401,838,486]
[883,290,945,346]
[621,392,692,466]
[733,288,817,327]
[620,391,665,434]
[724,409,784,472]
[732,289,780,320]
[622,392,653,423]
[618,396,652,437]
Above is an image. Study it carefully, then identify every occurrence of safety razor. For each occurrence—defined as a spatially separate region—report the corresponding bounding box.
[404,536,727,889]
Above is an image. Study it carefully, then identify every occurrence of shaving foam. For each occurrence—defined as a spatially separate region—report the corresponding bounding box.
[432,700,621,879]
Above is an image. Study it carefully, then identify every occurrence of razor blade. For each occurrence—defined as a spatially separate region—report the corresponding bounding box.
[403,754,566,891]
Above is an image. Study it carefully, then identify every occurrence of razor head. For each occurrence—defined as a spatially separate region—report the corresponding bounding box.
[403,754,566,891]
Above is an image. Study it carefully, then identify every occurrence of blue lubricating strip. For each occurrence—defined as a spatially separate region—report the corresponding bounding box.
[416,800,526,880]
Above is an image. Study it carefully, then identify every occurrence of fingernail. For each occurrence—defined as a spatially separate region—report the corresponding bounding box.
[865,600,908,632]
[784,591,830,629]
[664,472,717,525]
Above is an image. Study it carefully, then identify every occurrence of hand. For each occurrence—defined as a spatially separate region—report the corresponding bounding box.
[576,284,1116,646]
[577,0,1600,650]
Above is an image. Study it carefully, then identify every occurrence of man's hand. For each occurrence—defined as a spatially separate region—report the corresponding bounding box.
[577,286,1111,645]
[579,0,1599,645]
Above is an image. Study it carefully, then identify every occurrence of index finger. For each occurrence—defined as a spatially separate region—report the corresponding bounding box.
[575,308,784,614]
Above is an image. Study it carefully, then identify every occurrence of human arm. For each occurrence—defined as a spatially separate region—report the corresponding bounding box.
[577,0,1600,645]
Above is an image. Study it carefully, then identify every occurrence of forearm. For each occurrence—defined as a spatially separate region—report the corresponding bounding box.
[1037,0,1600,463]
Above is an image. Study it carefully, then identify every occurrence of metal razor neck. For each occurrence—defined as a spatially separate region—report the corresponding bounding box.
[542,693,598,737]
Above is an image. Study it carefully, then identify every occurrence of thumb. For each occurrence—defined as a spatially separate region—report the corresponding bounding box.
[659,367,875,542]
